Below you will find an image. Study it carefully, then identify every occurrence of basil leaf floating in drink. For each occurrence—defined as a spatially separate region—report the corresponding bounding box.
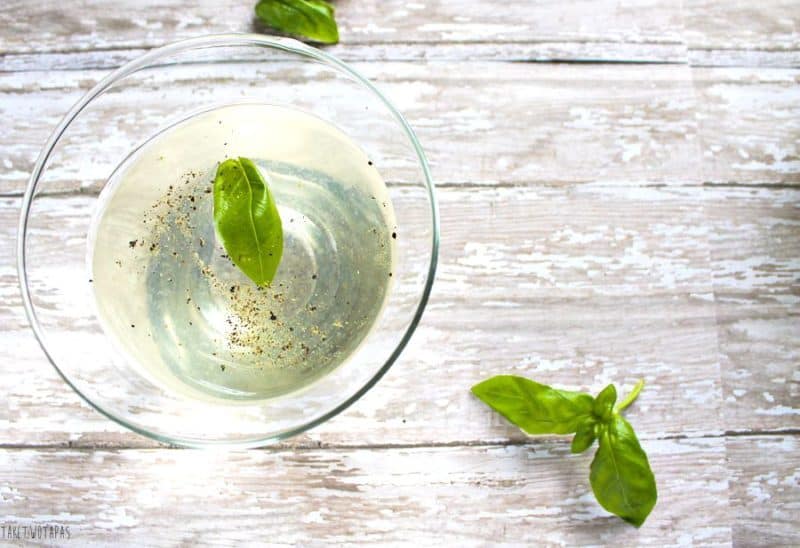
[472,377,656,527]
[255,0,339,44]
[213,157,283,286]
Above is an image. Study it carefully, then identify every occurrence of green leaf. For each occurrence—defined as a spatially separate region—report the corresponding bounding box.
[213,157,283,286]
[255,0,339,44]
[593,384,617,422]
[471,375,594,435]
[589,416,657,527]
[570,419,597,454]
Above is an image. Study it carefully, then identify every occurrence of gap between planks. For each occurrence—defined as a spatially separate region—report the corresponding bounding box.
[5,180,798,200]
[1,429,799,452]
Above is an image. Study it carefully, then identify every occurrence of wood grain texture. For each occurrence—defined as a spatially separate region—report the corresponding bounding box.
[1,185,725,447]
[726,435,800,546]
[684,0,800,67]
[0,438,733,545]
[4,192,797,446]
[1,62,700,196]
[705,188,800,432]
[0,43,688,73]
[2,2,800,544]
[0,0,687,68]
[692,68,800,186]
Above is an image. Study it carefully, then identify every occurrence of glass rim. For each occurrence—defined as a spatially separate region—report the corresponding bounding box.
[16,33,440,448]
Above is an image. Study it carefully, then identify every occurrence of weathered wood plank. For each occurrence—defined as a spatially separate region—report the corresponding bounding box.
[705,188,800,432]
[727,436,800,546]
[1,62,699,196]
[0,0,687,66]
[0,43,688,73]
[692,68,800,186]
[0,437,733,545]
[685,0,800,67]
[6,185,796,447]
[2,185,725,447]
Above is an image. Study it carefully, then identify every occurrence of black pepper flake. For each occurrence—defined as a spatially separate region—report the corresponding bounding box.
[389,272,393,277]
[88,279,93,283]
[130,324,135,328]
[311,274,317,280]
[129,239,138,248]
[309,305,317,312]
[270,311,277,321]
[220,364,226,371]
[392,232,397,239]
[368,160,373,166]
[230,285,236,293]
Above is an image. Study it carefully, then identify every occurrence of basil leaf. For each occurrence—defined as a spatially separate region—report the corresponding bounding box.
[471,375,594,435]
[570,419,597,454]
[590,416,657,527]
[213,157,283,286]
[593,384,617,422]
[255,0,339,44]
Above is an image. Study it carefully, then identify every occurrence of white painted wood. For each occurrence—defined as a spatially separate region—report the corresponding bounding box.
[0,42,689,73]
[692,67,800,185]
[705,187,800,432]
[1,62,701,196]
[5,185,799,447]
[2,185,725,446]
[727,435,800,546]
[0,0,687,66]
[685,0,800,67]
[3,0,798,70]
[1,2,799,545]
[0,438,734,545]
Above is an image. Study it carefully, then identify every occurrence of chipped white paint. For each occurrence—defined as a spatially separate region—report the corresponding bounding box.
[685,0,800,66]
[0,0,689,67]
[0,439,735,545]
[0,63,702,195]
[1,1,799,546]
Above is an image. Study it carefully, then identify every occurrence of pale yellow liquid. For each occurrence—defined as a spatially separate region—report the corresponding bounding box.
[90,104,396,401]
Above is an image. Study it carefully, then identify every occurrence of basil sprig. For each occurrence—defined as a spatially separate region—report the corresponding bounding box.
[255,0,339,44]
[213,157,283,287]
[472,377,657,527]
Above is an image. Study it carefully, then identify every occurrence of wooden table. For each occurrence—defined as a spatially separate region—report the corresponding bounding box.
[1,1,798,545]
